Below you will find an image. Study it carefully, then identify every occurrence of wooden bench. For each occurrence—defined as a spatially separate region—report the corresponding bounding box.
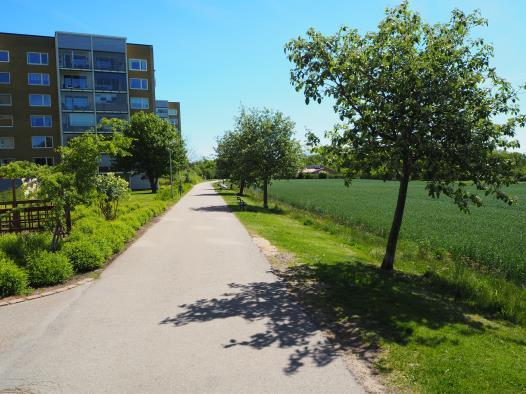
[236,195,247,210]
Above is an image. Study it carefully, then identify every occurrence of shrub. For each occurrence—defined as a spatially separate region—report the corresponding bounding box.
[0,233,24,265]
[26,251,73,287]
[62,240,104,272]
[95,173,130,220]
[0,232,52,266]
[0,257,28,297]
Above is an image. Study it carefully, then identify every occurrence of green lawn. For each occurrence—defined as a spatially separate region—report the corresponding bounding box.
[218,187,526,393]
[267,179,526,283]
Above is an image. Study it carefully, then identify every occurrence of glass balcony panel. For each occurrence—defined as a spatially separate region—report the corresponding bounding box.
[92,37,125,53]
[94,72,127,92]
[61,94,93,111]
[59,49,91,69]
[95,93,128,112]
[61,73,92,90]
[56,33,91,50]
[93,51,126,72]
[62,112,96,132]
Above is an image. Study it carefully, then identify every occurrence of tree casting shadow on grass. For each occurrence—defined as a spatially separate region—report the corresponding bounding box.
[160,280,339,374]
[276,260,501,371]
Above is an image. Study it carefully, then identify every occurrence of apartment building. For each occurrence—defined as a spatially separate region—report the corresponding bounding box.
[0,31,156,165]
[155,100,181,131]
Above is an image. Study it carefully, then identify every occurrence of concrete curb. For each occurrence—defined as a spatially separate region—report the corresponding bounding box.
[0,278,94,308]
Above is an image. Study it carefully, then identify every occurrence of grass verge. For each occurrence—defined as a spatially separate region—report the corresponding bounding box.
[217,186,526,393]
[0,180,198,298]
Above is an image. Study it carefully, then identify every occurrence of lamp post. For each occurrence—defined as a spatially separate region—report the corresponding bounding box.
[168,147,174,199]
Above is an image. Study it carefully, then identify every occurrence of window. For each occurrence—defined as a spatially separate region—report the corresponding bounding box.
[130,97,149,110]
[0,94,12,106]
[30,115,52,127]
[28,73,50,86]
[27,52,49,65]
[168,108,178,116]
[129,59,147,71]
[0,158,15,166]
[29,94,51,107]
[0,72,10,84]
[155,108,168,117]
[170,119,178,126]
[0,115,13,127]
[0,137,15,149]
[130,78,148,90]
[32,136,53,148]
[0,50,9,62]
[63,75,89,89]
[33,157,54,166]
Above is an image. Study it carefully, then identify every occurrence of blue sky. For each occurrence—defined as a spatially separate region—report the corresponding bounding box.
[3,0,526,158]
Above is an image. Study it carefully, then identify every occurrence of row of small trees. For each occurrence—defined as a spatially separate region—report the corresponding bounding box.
[218,1,524,272]
[215,107,303,208]
[0,112,187,249]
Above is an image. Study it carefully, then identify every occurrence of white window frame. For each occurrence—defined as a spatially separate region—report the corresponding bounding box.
[29,94,52,107]
[0,94,12,106]
[27,52,49,65]
[0,72,10,84]
[31,136,54,149]
[30,115,52,128]
[33,157,54,166]
[0,137,15,149]
[0,115,14,128]
[28,73,50,86]
[129,78,148,90]
[0,50,9,63]
[129,58,147,71]
[130,97,149,110]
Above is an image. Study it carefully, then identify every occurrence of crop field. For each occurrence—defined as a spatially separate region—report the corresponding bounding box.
[268,179,526,283]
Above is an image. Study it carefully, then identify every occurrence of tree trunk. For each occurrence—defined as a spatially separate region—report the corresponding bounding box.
[263,177,269,209]
[381,162,410,271]
[238,179,245,196]
[64,204,72,233]
[148,175,158,193]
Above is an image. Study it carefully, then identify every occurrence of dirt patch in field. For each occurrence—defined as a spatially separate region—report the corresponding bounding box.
[251,234,386,394]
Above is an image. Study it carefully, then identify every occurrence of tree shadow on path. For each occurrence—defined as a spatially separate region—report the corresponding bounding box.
[159,281,340,374]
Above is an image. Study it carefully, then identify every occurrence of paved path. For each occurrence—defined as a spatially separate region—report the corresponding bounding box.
[0,183,363,393]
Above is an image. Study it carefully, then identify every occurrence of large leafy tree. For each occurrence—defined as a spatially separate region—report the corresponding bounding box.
[115,112,187,193]
[285,1,524,270]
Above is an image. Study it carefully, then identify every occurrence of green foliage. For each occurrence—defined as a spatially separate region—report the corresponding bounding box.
[0,232,52,266]
[267,179,526,283]
[285,1,525,268]
[115,112,187,193]
[95,172,130,220]
[218,186,526,393]
[216,107,303,207]
[62,240,105,273]
[0,257,28,297]
[191,158,216,180]
[26,251,73,287]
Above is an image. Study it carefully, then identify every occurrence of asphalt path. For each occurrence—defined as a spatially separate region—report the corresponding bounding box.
[0,182,364,393]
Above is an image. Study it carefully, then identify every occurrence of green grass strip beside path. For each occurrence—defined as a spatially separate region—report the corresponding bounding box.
[217,187,526,393]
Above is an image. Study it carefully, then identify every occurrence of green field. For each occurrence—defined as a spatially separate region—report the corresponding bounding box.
[268,179,526,283]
